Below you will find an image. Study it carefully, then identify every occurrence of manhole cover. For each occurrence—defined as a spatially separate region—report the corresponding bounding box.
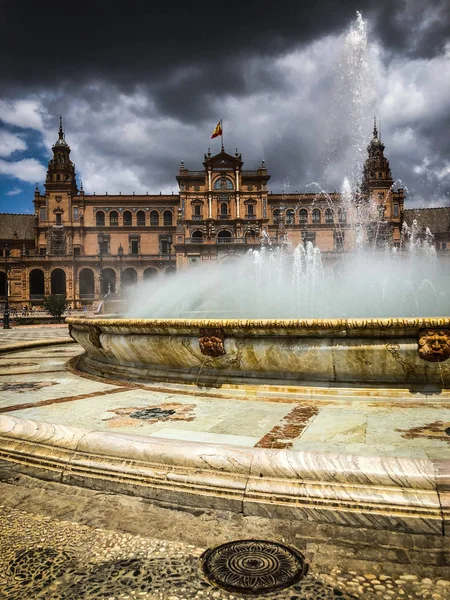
[201,539,307,595]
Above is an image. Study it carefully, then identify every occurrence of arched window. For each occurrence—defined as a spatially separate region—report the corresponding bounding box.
[214,177,233,190]
[122,267,137,287]
[217,230,232,243]
[299,209,308,224]
[137,211,146,226]
[286,209,295,225]
[96,211,105,227]
[0,271,5,298]
[102,268,116,295]
[150,211,159,226]
[273,209,280,221]
[79,268,95,299]
[51,268,66,295]
[312,209,321,224]
[338,208,347,224]
[325,208,334,224]
[220,202,228,216]
[123,210,132,226]
[191,230,203,242]
[144,267,158,280]
[109,211,119,227]
[245,229,257,243]
[163,210,173,226]
[29,269,45,299]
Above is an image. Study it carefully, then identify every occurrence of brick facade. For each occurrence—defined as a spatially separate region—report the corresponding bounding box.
[0,120,420,308]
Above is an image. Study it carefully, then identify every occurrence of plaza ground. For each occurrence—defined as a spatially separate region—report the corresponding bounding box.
[0,325,449,599]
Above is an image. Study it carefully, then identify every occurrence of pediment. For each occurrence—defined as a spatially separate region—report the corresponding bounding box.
[203,150,243,170]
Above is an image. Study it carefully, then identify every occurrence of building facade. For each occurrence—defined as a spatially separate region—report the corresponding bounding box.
[1,119,445,309]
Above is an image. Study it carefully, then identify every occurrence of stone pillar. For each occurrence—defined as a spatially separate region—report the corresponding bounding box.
[208,168,212,218]
[235,168,240,218]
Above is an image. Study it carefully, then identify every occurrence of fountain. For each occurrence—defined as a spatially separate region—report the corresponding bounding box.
[2,14,449,559]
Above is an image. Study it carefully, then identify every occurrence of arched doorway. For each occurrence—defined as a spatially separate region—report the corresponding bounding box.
[218,230,232,243]
[122,268,137,287]
[0,271,6,298]
[51,268,66,295]
[102,268,116,295]
[165,267,176,276]
[29,269,45,300]
[79,268,95,300]
[143,267,158,281]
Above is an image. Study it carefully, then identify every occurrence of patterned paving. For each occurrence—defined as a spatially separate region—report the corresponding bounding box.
[0,324,70,348]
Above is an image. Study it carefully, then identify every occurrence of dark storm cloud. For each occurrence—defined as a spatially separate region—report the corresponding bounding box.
[0,1,449,209]
[2,1,447,97]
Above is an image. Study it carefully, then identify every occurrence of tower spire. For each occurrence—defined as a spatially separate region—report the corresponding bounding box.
[373,116,378,139]
[59,115,64,140]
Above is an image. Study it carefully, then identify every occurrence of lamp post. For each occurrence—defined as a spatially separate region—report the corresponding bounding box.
[3,244,10,329]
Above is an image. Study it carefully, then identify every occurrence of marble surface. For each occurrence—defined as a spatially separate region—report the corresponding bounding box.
[0,344,450,534]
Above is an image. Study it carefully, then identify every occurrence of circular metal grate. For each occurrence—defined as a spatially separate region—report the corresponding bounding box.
[200,539,307,595]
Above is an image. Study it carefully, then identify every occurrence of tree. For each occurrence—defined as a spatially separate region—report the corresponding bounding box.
[43,294,67,323]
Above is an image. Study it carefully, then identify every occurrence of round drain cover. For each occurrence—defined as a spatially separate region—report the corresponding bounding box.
[201,539,307,595]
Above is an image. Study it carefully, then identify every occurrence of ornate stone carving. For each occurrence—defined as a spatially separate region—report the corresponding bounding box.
[199,328,226,357]
[418,329,450,362]
[88,326,102,349]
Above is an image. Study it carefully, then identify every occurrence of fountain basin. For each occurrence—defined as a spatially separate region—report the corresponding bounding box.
[67,317,450,387]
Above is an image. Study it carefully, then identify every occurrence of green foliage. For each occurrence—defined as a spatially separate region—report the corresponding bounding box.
[43,294,67,322]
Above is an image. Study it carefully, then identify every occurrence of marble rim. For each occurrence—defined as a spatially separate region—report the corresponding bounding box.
[66,316,450,331]
[0,413,447,535]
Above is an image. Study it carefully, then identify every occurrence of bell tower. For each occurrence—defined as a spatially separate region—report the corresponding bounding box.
[362,118,393,194]
[43,117,78,254]
[362,118,404,247]
[45,116,78,197]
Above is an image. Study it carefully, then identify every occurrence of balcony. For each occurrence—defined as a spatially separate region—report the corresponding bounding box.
[244,214,257,219]
[191,215,204,220]
[217,213,232,220]
[217,237,244,244]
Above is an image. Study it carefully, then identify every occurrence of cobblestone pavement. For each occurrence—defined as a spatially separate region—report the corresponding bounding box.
[1,496,449,600]
[0,503,352,600]
[0,324,70,348]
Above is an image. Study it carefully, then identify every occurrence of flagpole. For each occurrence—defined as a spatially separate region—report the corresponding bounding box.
[221,119,224,151]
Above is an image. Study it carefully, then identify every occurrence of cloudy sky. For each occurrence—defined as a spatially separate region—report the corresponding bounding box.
[0,0,449,213]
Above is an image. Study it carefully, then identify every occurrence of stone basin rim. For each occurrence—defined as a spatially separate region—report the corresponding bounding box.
[66,316,450,331]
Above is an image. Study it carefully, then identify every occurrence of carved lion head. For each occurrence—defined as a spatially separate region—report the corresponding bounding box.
[418,329,450,362]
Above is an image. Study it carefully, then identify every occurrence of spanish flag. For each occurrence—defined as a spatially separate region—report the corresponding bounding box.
[211,121,222,139]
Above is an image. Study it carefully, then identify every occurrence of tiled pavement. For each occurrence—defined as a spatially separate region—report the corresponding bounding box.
[0,324,70,348]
